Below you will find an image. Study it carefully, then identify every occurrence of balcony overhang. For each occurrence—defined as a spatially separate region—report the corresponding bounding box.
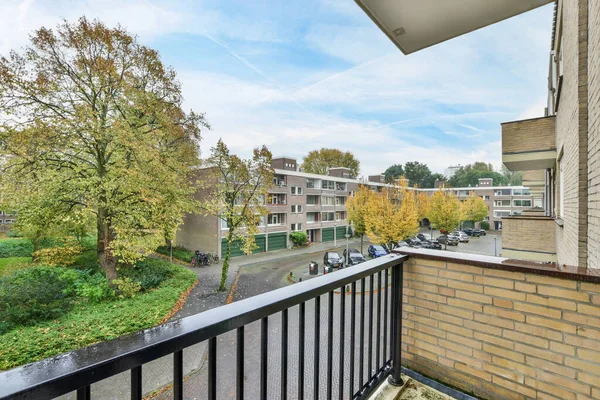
[354,0,553,55]
[522,170,546,187]
[502,116,556,171]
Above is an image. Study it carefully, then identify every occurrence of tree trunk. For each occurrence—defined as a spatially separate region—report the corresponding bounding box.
[360,234,364,254]
[219,231,233,292]
[97,209,117,282]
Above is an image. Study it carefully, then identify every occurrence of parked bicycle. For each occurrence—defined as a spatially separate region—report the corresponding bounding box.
[191,250,214,267]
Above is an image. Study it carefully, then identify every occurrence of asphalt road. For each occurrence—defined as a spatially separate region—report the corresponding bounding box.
[155,244,392,400]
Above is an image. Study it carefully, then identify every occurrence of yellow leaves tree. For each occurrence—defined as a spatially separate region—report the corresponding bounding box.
[364,187,419,251]
[416,191,430,221]
[428,189,461,247]
[460,192,489,225]
[346,185,373,253]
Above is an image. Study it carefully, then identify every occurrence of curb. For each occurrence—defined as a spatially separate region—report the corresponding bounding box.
[159,278,199,324]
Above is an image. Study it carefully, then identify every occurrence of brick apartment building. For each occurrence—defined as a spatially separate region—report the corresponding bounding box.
[177,157,533,258]
[498,0,600,266]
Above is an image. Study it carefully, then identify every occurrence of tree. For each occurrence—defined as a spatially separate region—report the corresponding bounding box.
[364,187,419,251]
[384,164,404,184]
[421,173,446,189]
[301,148,360,177]
[502,166,523,186]
[204,140,273,291]
[0,18,207,281]
[404,161,432,188]
[460,192,489,225]
[416,191,430,221]
[346,185,373,253]
[448,162,508,187]
[427,189,461,248]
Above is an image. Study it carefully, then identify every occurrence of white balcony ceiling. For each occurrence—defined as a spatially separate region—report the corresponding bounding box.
[354,0,553,54]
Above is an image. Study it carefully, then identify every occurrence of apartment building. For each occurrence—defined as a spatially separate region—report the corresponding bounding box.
[177,157,532,258]
[497,0,600,266]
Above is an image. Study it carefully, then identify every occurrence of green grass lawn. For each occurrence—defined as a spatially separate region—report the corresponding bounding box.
[0,262,196,371]
[0,257,34,277]
[0,236,198,371]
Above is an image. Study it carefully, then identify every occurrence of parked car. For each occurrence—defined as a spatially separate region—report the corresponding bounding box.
[323,251,343,269]
[396,241,410,248]
[462,228,473,236]
[422,239,442,250]
[462,228,482,237]
[368,244,388,257]
[343,248,366,266]
[405,238,424,248]
[437,235,459,246]
[454,232,469,242]
[473,228,487,236]
[417,233,433,241]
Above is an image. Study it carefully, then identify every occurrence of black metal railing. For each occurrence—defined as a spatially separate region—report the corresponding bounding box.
[0,254,406,400]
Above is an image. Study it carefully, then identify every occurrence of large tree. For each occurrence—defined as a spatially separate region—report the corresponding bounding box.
[427,189,461,248]
[301,148,360,177]
[204,140,273,291]
[460,192,489,224]
[448,162,508,187]
[384,164,404,184]
[501,166,523,186]
[421,173,446,188]
[364,187,419,251]
[0,18,207,280]
[346,185,372,253]
[404,161,432,188]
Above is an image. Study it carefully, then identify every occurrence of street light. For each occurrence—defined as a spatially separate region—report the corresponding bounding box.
[494,236,497,257]
[345,226,353,267]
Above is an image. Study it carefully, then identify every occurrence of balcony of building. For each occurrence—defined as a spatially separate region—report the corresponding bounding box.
[501,214,556,262]
[4,249,599,400]
[266,194,287,212]
[501,116,556,172]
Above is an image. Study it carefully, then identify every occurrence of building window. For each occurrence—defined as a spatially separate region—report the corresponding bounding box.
[559,158,564,218]
[336,182,346,191]
[291,205,303,213]
[321,196,334,206]
[480,195,489,200]
[322,212,335,221]
[495,189,511,196]
[335,211,345,221]
[493,210,511,218]
[335,196,346,206]
[268,214,284,225]
[306,195,318,205]
[306,212,318,223]
[513,199,532,207]
[321,180,335,190]
[220,218,229,230]
[494,200,510,207]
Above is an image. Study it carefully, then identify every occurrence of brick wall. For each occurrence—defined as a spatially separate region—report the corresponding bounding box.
[401,254,600,400]
[555,0,582,267]
[588,0,600,268]
[501,116,556,154]
[501,216,556,254]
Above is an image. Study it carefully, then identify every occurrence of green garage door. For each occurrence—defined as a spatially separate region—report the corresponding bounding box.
[336,226,347,239]
[267,232,287,251]
[322,227,334,242]
[221,234,266,259]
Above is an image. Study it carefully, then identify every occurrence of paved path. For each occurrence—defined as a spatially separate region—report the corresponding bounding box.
[61,239,367,400]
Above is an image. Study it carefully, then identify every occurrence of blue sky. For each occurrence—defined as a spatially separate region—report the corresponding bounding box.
[0,0,554,176]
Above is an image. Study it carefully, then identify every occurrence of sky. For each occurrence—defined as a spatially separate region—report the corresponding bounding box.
[0,0,554,176]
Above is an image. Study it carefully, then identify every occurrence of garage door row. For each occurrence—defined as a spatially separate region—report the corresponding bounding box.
[322,226,347,242]
[221,232,287,258]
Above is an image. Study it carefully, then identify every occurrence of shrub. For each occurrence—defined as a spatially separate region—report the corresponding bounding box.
[74,271,115,303]
[0,239,34,258]
[112,277,142,298]
[6,230,21,238]
[290,231,308,247]
[120,258,174,290]
[33,241,83,267]
[156,245,194,262]
[0,267,79,333]
[480,221,490,230]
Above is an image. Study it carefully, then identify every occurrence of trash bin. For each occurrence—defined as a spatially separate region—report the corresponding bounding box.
[324,265,332,274]
[309,261,318,275]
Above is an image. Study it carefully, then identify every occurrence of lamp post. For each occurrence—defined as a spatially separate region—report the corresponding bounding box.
[494,236,497,257]
[345,226,352,267]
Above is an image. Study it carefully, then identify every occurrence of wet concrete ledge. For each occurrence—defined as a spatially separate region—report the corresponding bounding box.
[392,247,600,284]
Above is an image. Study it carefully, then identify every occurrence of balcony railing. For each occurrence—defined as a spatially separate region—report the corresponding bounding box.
[0,255,407,400]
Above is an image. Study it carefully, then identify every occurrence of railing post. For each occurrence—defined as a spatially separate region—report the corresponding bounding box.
[388,260,404,386]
